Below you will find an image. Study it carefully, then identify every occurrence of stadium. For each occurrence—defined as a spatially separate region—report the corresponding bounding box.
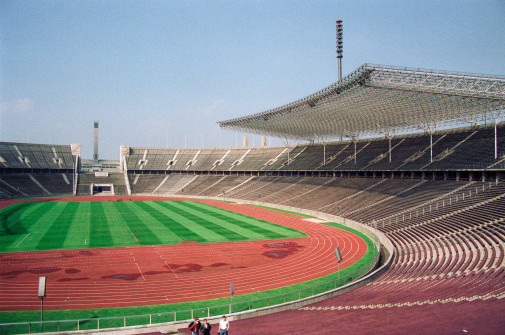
[1,60,505,334]
[2,2,505,334]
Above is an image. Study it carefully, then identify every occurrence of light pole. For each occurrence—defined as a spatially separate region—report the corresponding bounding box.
[336,20,343,81]
[335,247,343,284]
[230,283,235,313]
[373,220,377,258]
[38,276,46,332]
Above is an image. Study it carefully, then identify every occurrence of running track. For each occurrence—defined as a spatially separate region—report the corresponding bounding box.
[0,197,367,311]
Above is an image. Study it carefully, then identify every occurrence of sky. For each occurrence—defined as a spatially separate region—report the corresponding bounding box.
[1,0,504,160]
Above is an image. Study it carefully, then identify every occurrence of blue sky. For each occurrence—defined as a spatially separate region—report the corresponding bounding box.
[1,0,504,159]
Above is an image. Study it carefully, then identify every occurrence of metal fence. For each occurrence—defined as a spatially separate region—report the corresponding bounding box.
[0,250,379,335]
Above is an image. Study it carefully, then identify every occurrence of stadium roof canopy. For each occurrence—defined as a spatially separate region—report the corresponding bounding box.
[218,64,505,141]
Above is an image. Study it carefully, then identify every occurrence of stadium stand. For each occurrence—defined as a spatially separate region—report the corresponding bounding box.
[0,142,77,198]
[0,142,75,170]
[0,173,72,197]
[127,174,186,195]
[128,174,167,194]
[125,146,299,173]
[123,123,505,178]
[175,175,251,197]
[296,124,505,172]
[177,177,505,334]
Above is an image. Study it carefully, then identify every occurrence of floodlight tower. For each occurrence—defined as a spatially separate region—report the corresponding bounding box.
[336,20,343,81]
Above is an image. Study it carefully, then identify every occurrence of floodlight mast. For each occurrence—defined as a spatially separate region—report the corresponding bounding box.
[336,20,343,81]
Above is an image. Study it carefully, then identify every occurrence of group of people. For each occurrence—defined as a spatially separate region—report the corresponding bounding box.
[188,315,230,335]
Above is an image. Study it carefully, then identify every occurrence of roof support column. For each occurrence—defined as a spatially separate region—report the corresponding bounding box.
[495,122,498,160]
[354,141,357,164]
[420,122,440,164]
[430,131,433,163]
[382,130,396,164]
[389,137,392,163]
[283,138,292,166]
[489,105,504,160]
[350,133,360,165]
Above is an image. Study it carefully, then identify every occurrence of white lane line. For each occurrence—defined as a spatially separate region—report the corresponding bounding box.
[156,249,180,278]
[136,262,146,280]
[15,233,30,247]
[164,261,179,278]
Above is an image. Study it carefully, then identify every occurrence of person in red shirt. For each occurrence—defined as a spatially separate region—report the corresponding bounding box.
[188,317,201,335]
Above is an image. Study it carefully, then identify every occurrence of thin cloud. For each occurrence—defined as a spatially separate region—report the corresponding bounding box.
[0,98,35,115]
[202,99,225,115]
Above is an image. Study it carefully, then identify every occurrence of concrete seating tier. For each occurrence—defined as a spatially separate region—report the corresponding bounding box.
[126,124,505,173]
[176,175,228,196]
[128,174,167,194]
[0,173,72,198]
[196,175,252,197]
[0,142,75,170]
[127,174,255,197]
[125,146,293,172]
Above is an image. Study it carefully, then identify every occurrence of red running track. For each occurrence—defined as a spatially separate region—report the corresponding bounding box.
[0,197,367,311]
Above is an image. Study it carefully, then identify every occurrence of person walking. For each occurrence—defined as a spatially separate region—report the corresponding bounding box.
[218,315,230,335]
[200,318,212,335]
[188,317,201,335]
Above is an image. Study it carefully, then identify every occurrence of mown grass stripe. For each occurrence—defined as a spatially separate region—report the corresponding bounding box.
[15,203,70,251]
[35,202,79,250]
[2,203,54,236]
[128,202,183,244]
[89,202,114,248]
[135,202,202,242]
[0,202,33,236]
[62,202,91,249]
[156,201,244,242]
[0,203,44,251]
[147,201,226,242]
[181,201,306,239]
[165,201,266,241]
[179,202,296,239]
[101,202,137,247]
[112,202,161,246]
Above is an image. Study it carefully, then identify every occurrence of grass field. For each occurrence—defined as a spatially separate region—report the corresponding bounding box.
[0,200,307,253]
[0,222,375,328]
[0,199,376,332]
